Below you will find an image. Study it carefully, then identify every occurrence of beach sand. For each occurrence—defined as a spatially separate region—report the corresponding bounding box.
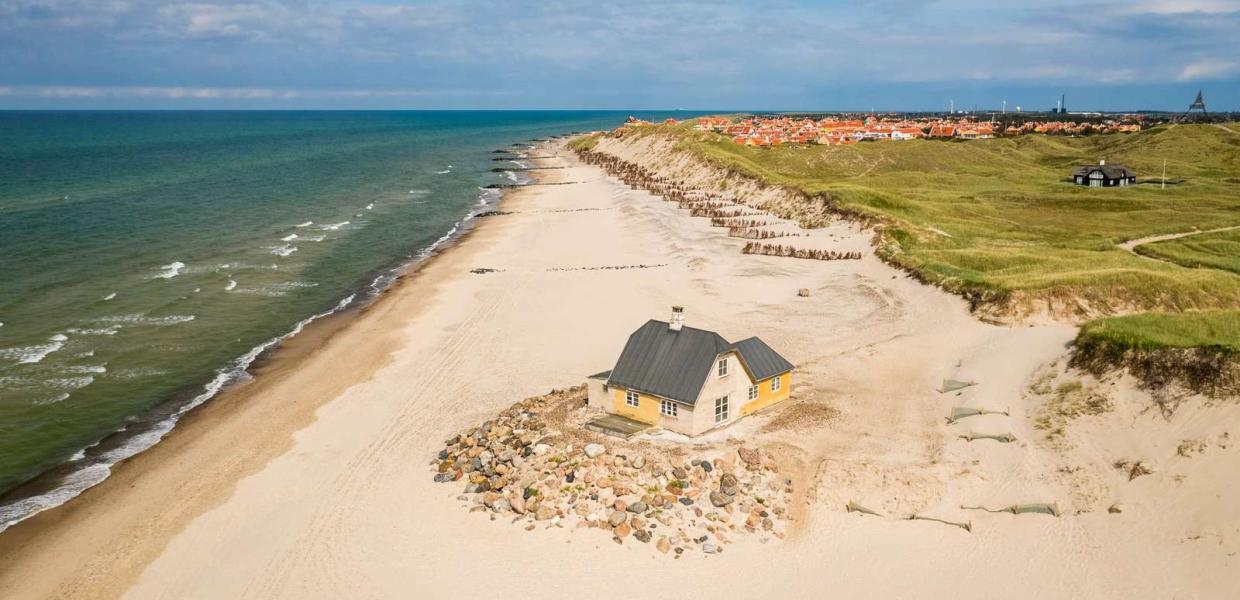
[1,142,1237,599]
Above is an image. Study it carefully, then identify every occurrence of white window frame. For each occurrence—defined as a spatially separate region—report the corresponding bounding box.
[714,395,730,423]
[660,399,678,417]
[771,377,781,392]
[625,390,640,408]
[717,357,728,377]
[748,385,759,401]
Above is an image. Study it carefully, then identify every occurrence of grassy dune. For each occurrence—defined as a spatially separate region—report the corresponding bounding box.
[1077,311,1240,353]
[1136,228,1240,275]
[631,123,1240,334]
[597,121,1240,349]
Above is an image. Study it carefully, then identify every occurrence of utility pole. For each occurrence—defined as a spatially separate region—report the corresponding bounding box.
[1162,159,1167,190]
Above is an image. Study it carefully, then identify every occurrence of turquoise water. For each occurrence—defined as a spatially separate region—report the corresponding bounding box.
[0,110,699,528]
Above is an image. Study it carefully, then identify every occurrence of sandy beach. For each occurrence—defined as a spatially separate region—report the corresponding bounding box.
[1,141,1237,599]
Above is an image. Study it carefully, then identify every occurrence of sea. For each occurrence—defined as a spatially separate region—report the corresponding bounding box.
[0,110,701,531]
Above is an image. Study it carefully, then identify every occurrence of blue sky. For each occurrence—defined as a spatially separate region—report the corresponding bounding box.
[1,0,1238,110]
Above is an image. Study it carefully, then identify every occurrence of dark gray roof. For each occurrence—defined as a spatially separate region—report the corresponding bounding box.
[604,320,793,405]
[1073,164,1135,179]
[588,369,612,380]
[730,337,795,382]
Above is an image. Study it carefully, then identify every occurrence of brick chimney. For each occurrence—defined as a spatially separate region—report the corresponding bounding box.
[669,306,685,331]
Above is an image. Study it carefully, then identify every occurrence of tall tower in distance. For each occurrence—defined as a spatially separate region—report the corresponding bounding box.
[1180,90,1209,122]
[1061,93,1066,115]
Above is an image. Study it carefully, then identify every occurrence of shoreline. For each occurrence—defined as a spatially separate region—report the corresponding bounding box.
[0,147,553,597]
[0,155,522,534]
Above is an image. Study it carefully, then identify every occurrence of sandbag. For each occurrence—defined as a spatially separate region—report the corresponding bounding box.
[908,514,972,532]
[945,406,1009,424]
[961,502,1059,517]
[846,501,883,517]
[938,379,977,393]
[959,432,1016,443]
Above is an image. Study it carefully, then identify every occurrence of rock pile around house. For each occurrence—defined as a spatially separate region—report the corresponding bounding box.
[431,388,792,557]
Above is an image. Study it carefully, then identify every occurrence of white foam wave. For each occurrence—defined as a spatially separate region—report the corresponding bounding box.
[62,365,107,374]
[408,189,429,195]
[102,292,116,301]
[302,235,326,242]
[107,367,167,380]
[435,169,451,175]
[225,279,237,291]
[153,261,186,279]
[0,338,66,364]
[281,233,298,242]
[65,326,120,336]
[295,221,314,228]
[94,314,195,326]
[50,333,68,342]
[45,376,94,390]
[365,203,375,210]
[33,392,72,406]
[230,281,318,297]
[319,221,350,231]
[268,245,298,257]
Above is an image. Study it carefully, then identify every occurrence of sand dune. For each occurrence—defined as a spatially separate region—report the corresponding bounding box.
[1,142,1236,599]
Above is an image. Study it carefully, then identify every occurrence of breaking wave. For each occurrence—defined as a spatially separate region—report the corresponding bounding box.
[153,261,186,279]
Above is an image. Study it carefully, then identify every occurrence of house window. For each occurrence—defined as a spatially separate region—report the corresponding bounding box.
[660,400,678,417]
[771,377,782,393]
[748,385,758,401]
[625,390,640,408]
[714,395,730,423]
[717,358,728,377]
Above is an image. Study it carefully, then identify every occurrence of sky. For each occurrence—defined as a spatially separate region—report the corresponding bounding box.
[1,0,1238,111]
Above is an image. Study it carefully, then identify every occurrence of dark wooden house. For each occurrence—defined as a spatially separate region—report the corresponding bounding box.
[1072,161,1136,187]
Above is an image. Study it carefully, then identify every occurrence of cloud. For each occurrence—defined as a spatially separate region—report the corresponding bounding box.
[0,1,1237,108]
[1120,0,1240,15]
[1179,60,1239,81]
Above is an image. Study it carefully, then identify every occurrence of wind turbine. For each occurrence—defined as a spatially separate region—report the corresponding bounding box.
[1002,98,1007,114]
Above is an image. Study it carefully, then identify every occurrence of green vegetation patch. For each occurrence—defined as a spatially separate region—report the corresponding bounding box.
[1136,228,1240,275]
[651,122,1240,319]
[1076,311,1240,354]
[566,134,599,152]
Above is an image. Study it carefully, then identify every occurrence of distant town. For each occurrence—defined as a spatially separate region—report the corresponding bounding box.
[607,92,1236,147]
[619,113,1149,147]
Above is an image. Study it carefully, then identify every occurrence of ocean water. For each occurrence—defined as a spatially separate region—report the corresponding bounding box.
[0,110,699,529]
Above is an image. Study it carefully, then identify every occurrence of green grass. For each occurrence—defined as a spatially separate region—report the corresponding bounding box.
[640,122,1240,320]
[1076,311,1240,353]
[1136,228,1240,275]
[566,134,599,152]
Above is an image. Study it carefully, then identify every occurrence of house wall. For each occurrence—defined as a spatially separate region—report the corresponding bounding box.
[689,352,747,436]
[608,385,696,435]
[741,372,791,416]
[586,378,609,410]
[611,387,660,425]
[658,402,695,436]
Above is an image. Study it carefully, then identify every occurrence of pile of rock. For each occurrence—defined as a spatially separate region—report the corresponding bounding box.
[432,388,792,556]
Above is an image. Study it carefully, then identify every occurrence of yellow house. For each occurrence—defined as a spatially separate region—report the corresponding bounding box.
[586,307,794,437]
